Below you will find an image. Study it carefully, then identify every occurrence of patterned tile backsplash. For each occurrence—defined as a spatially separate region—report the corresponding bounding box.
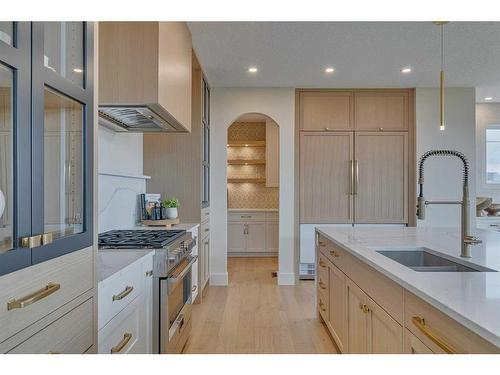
[227,121,278,209]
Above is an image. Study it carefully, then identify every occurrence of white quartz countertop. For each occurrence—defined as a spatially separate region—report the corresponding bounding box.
[228,208,278,212]
[315,226,500,348]
[97,249,154,283]
[131,223,200,231]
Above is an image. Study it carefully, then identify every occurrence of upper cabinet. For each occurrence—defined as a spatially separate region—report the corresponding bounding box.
[98,22,192,132]
[354,91,409,131]
[299,91,353,131]
[0,22,94,276]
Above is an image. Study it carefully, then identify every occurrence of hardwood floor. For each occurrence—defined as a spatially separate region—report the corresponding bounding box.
[184,257,338,354]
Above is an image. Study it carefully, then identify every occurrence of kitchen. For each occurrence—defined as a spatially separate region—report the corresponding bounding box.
[1,3,500,370]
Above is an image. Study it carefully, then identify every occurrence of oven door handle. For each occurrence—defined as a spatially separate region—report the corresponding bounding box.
[167,255,198,289]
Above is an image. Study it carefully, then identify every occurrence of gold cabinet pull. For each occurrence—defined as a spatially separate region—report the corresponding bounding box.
[318,241,326,247]
[319,300,326,312]
[7,282,60,311]
[318,280,327,290]
[411,316,458,354]
[110,333,132,354]
[359,303,370,314]
[112,286,134,301]
[354,160,359,195]
[318,259,326,268]
[349,160,354,195]
[330,250,340,257]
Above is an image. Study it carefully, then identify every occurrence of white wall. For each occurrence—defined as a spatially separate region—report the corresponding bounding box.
[211,88,296,285]
[476,104,500,203]
[98,126,146,233]
[416,88,476,228]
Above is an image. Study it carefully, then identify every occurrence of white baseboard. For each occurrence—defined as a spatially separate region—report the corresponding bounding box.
[277,272,296,285]
[209,272,228,286]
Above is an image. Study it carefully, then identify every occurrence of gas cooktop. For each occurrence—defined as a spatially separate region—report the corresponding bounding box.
[98,229,186,249]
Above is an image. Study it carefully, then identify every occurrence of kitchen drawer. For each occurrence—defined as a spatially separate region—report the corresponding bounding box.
[8,298,94,354]
[228,211,267,222]
[317,291,329,323]
[0,247,93,344]
[266,211,279,221]
[201,207,210,221]
[201,219,210,238]
[317,252,329,278]
[404,328,433,354]
[318,234,404,324]
[98,293,147,354]
[404,291,499,354]
[98,257,144,330]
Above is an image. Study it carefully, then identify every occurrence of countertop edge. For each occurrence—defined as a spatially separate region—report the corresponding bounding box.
[316,228,500,348]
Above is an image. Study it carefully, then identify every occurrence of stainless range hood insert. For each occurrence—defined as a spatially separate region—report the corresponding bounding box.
[98,105,185,133]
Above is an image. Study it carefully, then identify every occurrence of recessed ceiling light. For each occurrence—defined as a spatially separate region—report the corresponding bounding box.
[485,97,493,101]
[325,67,335,73]
[248,67,258,73]
[401,67,412,73]
[73,68,83,73]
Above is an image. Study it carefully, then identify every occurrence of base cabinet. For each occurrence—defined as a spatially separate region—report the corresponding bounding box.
[316,230,499,354]
[228,211,278,256]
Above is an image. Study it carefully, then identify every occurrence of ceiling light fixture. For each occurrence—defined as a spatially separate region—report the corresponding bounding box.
[485,97,493,101]
[73,68,83,73]
[248,67,258,73]
[325,67,335,73]
[434,21,448,131]
[401,67,412,73]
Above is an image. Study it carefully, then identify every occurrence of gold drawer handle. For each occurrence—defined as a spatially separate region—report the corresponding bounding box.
[318,241,326,247]
[318,259,326,268]
[318,280,327,290]
[7,282,60,311]
[330,250,340,257]
[110,333,132,354]
[411,316,458,354]
[112,286,134,301]
[359,303,370,314]
[319,301,326,312]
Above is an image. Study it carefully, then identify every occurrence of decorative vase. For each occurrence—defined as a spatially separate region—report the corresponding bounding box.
[165,207,178,219]
[0,190,4,219]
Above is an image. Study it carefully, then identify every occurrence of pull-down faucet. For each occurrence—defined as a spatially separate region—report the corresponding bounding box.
[417,150,481,258]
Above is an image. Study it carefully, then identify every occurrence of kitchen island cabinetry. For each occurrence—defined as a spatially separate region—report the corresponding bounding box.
[315,228,500,354]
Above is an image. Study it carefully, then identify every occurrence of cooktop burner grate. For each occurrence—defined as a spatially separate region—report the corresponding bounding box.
[98,229,186,249]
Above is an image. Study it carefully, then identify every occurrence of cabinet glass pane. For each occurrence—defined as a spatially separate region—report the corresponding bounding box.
[0,64,13,252]
[43,22,84,86]
[0,22,14,46]
[44,88,84,241]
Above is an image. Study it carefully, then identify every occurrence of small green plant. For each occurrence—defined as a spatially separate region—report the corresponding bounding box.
[163,197,180,208]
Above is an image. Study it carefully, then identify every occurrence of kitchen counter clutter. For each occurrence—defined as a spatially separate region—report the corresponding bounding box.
[315,226,500,353]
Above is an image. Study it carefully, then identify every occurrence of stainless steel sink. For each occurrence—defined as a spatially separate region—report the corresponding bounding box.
[375,248,496,272]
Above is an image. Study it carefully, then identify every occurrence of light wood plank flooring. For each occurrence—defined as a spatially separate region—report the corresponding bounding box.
[184,257,338,354]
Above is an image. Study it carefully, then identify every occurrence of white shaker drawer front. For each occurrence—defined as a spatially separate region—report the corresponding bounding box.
[228,211,267,222]
[98,259,144,330]
[8,298,94,354]
[98,294,147,354]
[0,247,93,343]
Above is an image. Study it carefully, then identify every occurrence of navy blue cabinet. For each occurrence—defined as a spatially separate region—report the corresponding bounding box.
[0,22,94,276]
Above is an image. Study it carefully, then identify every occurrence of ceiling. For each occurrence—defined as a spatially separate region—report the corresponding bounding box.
[188,22,500,103]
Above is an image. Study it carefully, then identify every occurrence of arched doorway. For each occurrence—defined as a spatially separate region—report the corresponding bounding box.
[226,113,280,281]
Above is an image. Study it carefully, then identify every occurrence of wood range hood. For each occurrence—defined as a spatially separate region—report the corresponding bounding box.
[98,22,192,133]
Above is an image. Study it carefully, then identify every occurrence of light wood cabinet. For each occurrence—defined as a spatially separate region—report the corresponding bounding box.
[316,232,499,354]
[265,119,279,187]
[300,132,353,223]
[354,91,409,131]
[299,91,353,131]
[354,132,408,223]
[99,22,192,131]
[328,263,348,353]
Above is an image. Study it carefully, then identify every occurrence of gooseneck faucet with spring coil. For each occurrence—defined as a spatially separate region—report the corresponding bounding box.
[417,150,481,258]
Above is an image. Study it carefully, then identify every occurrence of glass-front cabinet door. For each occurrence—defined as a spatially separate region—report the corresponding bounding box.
[31,22,93,265]
[0,22,93,276]
[0,23,32,275]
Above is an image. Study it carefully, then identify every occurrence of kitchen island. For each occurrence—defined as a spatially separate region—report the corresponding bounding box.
[315,226,500,353]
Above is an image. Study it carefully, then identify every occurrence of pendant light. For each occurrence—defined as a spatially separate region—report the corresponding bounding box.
[434,21,448,131]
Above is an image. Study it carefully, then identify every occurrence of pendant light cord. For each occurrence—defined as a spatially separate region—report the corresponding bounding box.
[441,23,444,71]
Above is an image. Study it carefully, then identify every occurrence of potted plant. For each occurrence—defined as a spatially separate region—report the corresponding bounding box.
[162,197,180,219]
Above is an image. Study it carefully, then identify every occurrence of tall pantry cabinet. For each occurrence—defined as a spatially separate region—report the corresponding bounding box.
[297,89,415,273]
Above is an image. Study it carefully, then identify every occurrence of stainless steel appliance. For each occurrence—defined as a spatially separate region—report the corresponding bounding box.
[98,229,196,353]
